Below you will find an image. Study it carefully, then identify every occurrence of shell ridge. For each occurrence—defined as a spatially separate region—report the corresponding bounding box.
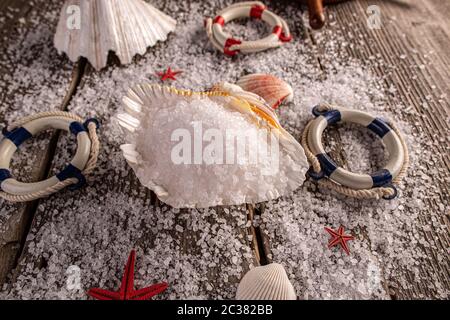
[118,79,308,208]
[54,0,176,70]
[236,263,296,300]
[236,73,294,109]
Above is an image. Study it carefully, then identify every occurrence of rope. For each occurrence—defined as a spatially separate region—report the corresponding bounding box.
[0,111,100,202]
[6,110,84,131]
[230,39,282,52]
[301,104,409,200]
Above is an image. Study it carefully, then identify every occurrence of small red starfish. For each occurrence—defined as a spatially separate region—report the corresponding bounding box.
[156,67,182,81]
[324,226,355,255]
[87,250,168,300]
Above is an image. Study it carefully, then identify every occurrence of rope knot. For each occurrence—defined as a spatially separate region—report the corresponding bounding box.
[381,184,398,200]
[307,167,325,180]
[84,118,100,130]
[312,103,334,117]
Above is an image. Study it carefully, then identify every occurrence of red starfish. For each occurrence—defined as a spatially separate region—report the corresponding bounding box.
[87,250,168,300]
[324,226,355,255]
[156,67,182,81]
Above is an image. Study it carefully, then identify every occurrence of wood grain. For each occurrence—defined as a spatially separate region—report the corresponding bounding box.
[0,0,84,286]
[1,13,259,299]
[257,0,449,299]
[0,0,448,299]
[329,0,449,299]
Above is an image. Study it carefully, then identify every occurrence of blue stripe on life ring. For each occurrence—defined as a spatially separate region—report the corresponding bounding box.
[370,169,392,187]
[0,168,12,190]
[69,122,86,136]
[367,118,391,138]
[322,110,341,124]
[316,153,338,176]
[56,163,86,190]
[3,127,32,147]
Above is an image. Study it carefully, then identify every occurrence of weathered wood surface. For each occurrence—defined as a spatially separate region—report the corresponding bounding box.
[327,0,449,299]
[256,0,450,299]
[0,0,448,299]
[0,0,258,299]
[11,61,258,298]
[0,0,82,286]
[323,0,448,299]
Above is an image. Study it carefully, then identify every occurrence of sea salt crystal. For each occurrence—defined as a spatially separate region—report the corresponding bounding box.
[0,0,447,301]
[126,94,307,208]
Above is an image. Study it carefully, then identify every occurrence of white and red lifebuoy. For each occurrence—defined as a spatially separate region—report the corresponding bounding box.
[205,1,292,56]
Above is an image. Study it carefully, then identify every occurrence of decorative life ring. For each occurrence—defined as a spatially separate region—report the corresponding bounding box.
[301,104,409,200]
[205,1,292,56]
[0,111,100,202]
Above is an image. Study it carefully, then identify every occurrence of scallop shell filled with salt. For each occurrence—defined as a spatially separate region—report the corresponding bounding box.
[117,81,308,208]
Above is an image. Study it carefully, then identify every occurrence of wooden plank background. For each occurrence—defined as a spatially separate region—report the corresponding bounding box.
[256,0,449,300]
[0,0,82,285]
[0,0,448,299]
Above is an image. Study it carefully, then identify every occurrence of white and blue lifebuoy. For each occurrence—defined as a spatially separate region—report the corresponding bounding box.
[0,113,99,201]
[305,105,407,199]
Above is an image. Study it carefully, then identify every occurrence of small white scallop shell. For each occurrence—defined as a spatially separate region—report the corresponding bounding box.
[236,263,297,300]
[236,73,294,109]
[54,0,176,70]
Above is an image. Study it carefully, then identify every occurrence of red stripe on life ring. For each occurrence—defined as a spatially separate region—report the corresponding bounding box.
[224,38,241,56]
[272,26,293,42]
[279,32,293,42]
[213,16,225,26]
[272,25,282,37]
[250,5,266,19]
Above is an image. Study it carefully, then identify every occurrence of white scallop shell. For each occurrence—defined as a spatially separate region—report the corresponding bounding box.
[236,263,297,300]
[54,0,176,70]
[236,73,294,109]
[117,82,309,208]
